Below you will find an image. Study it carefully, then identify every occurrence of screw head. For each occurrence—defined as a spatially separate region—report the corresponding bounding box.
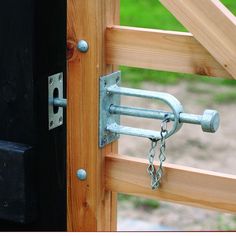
[59,116,63,124]
[76,169,87,181]
[58,73,63,82]
[77,40,89,53]
[49,77,53,85]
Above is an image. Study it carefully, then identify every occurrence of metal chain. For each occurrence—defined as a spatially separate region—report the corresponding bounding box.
[147,116,169,190]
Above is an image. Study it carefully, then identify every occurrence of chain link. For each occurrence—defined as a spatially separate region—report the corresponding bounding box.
[147,116,169,190]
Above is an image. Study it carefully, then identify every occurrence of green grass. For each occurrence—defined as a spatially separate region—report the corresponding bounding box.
[120,0,186,31]
[121,0,236,29]
[118,193,160,210]
[217,215,236,231]
[213,92,236,104]
[121,66,180,87]
[120,0,236,86]
[187,84,211,95]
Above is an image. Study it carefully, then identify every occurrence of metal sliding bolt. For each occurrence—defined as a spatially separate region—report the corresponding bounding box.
[77,40,89,53]
[53,98,67,108]
[109,105,220,133]
[77,169,87,181]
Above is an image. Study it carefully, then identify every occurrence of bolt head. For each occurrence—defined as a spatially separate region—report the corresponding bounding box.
[77,40,89,53]
[76,169,87,181]
[201,110,220,133]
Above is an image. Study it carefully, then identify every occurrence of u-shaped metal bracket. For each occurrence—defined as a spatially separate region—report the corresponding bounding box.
[99,71,220,147]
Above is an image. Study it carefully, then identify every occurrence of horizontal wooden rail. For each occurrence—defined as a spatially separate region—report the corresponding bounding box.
[106,26,232,78]
[106,154,236,213]
[160,0,236,79]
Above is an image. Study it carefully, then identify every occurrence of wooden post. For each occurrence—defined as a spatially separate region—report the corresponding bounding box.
[67,0,119,231]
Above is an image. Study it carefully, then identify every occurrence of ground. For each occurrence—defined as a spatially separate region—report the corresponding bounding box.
[117,79,236,231]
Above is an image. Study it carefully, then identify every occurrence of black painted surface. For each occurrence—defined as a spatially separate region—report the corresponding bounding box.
[0,141,36,224]
[0,0,66,231]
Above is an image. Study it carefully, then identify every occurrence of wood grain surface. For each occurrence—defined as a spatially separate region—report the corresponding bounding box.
[106,26,231,78]
[67,0,119,231]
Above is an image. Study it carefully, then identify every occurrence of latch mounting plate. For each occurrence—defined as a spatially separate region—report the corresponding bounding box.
[99,71,121,147]
[48,72,64,130]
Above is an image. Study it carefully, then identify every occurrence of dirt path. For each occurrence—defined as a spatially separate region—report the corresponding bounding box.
[117,80,236,231]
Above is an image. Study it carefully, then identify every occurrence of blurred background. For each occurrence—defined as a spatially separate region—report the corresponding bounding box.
[117,0,236,231]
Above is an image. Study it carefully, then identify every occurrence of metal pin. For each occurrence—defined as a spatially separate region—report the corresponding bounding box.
[53,98,67,108]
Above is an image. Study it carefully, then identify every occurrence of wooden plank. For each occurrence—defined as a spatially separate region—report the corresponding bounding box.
[67,0,119,232]
[160,0,236,79]
[106,154,236,213]
[106,26,231,78]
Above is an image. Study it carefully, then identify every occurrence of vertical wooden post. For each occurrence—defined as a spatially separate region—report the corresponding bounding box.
[67,0,119,231]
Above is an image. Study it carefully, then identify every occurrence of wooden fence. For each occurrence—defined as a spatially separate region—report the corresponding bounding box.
[67,0,236,231]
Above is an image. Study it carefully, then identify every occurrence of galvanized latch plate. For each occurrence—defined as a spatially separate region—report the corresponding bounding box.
[99,71,121,147]
[48,72,64,130]
[99,71,220,148]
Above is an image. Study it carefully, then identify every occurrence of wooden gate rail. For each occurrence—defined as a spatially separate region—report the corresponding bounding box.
[106,154,236,213]
[106,26,231,78]
[160,0,236,78]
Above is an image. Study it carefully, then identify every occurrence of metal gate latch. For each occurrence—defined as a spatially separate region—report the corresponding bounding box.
[48,72,67,130]
[99,71,220,147]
